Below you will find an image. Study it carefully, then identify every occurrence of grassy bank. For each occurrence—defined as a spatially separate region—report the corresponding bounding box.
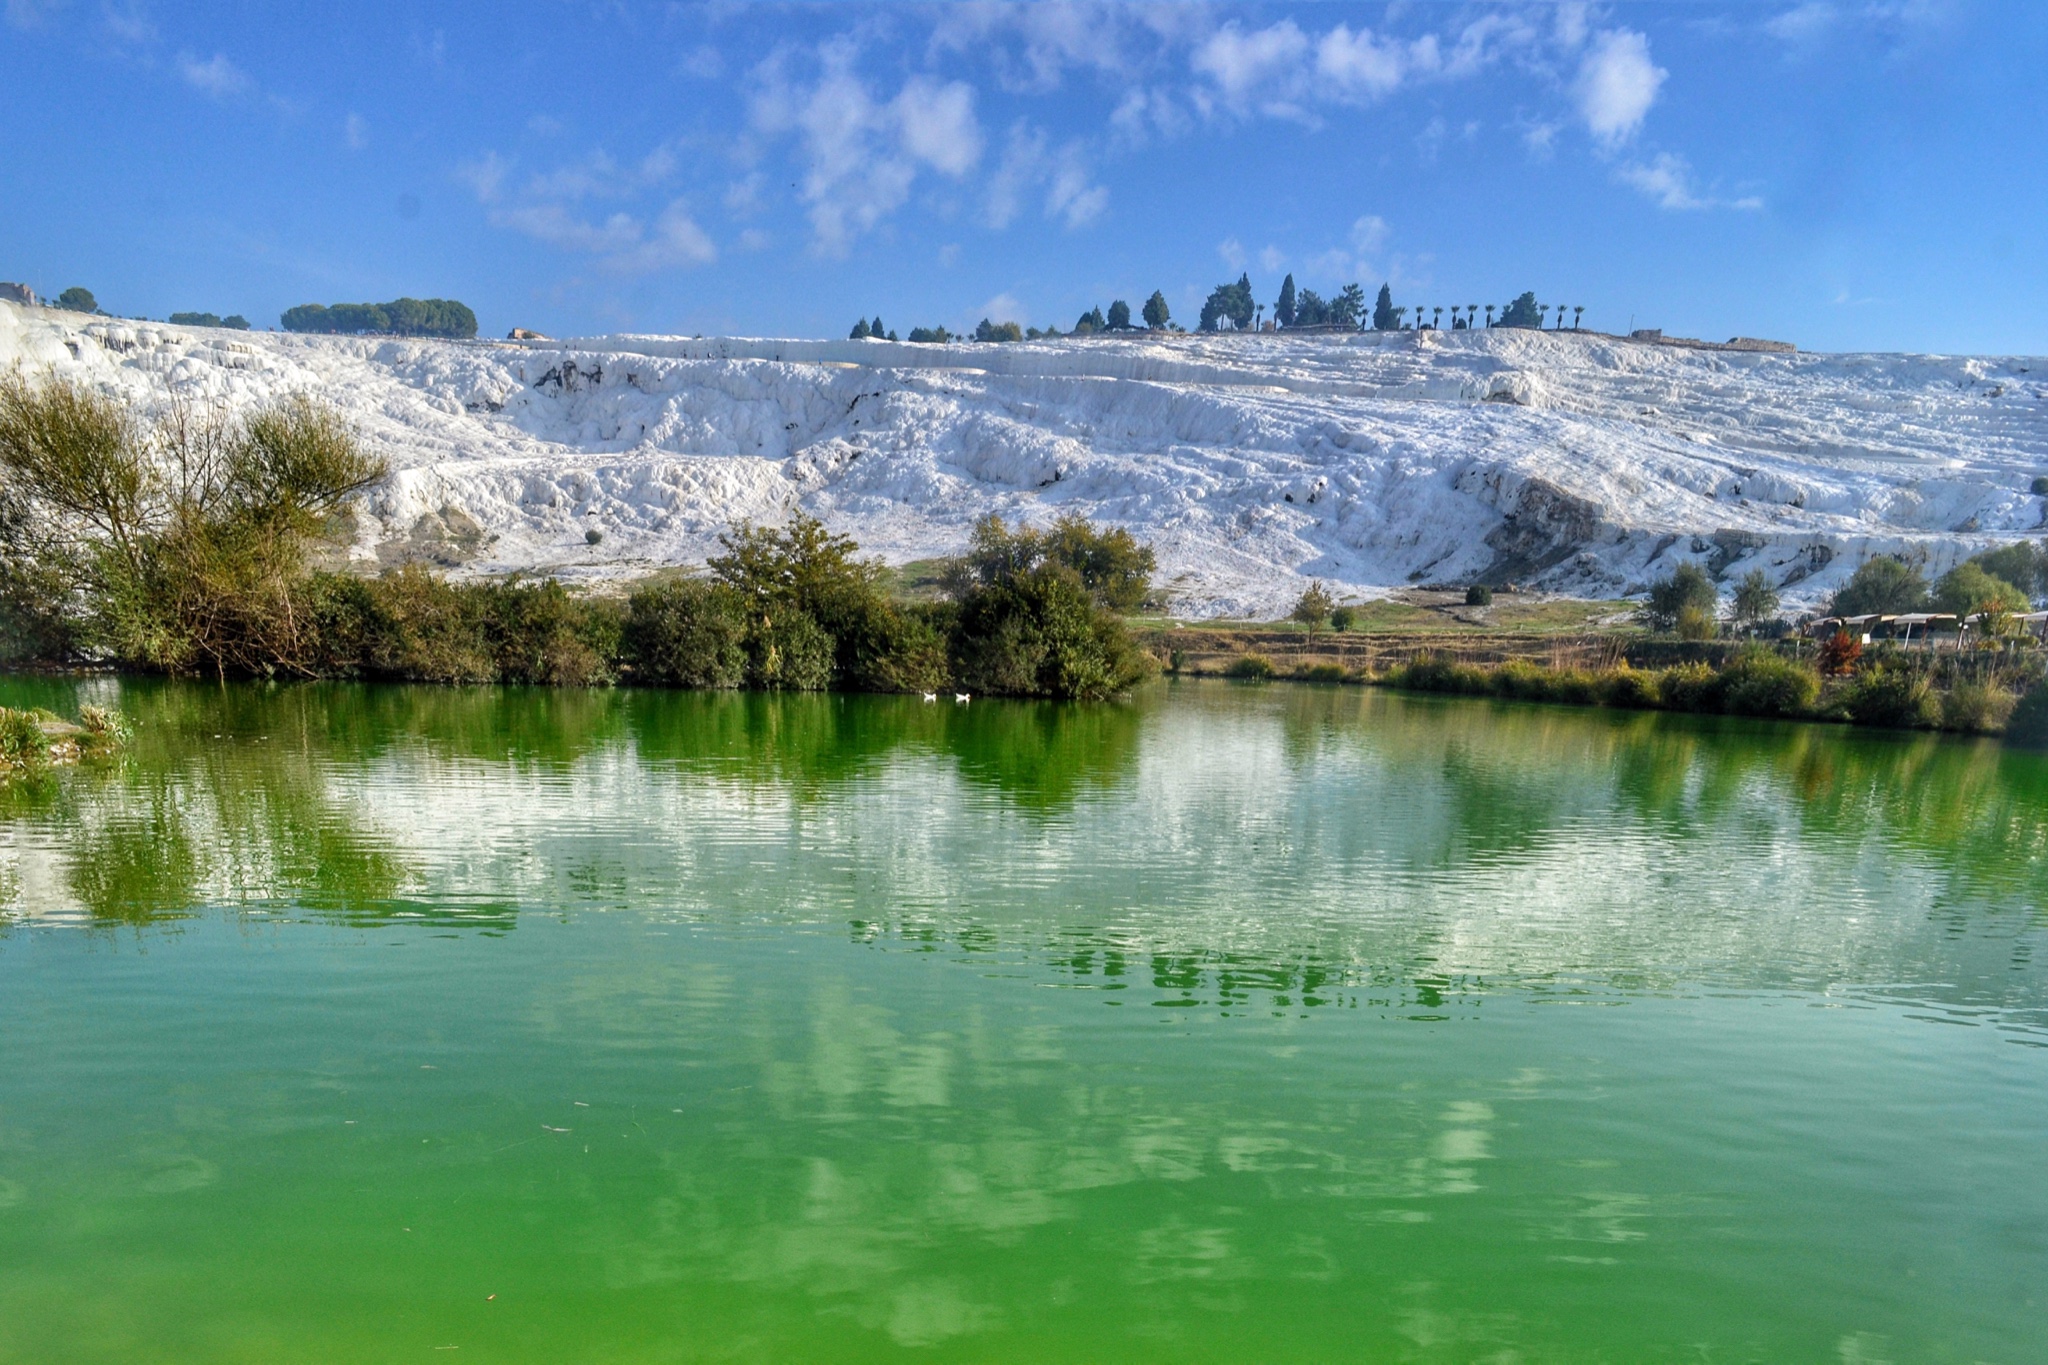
[1224,644,2048,742]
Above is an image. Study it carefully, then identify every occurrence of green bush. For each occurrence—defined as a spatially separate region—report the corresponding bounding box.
[747,609,834,691]
[1385,655,1492,695]
[622,579,747,687]
[0,707,48,772]
[1839,666,1940,729]
[1941,681,2017,734]
[1600,668,1664,710]
[1299,663,1348,683]
[1464,583,1493,607]
[2008,682,2048,746]
[951,566,1154,698]
[1657,661,1723,712]
[1717,648,1821,718]
[1224,653,1276,680]
[1329,605,1358,632]
[304,569,619,685]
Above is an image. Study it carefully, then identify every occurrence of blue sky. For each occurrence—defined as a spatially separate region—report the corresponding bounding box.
[3,1,2042,353]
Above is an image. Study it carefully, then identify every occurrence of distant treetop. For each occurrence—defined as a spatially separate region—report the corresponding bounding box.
[169,311,250,330]
[280,297,477,339]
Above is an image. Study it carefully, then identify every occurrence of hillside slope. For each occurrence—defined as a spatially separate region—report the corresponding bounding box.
[4,302,2043,615]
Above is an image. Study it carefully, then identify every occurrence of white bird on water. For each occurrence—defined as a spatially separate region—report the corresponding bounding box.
[954,692,971,704]
[921,692,937,702]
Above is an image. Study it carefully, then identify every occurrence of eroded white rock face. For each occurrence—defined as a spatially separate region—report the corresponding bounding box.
[3,301,2043,615]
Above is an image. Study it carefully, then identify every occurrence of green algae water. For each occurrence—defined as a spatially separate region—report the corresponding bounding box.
[2,678,2045,1363]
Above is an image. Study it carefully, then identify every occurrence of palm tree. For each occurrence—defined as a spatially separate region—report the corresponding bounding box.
[1467,305,1479,329]
[1433,306,1444,330]
[1484,304,1495,328]
[1572,305,1584,330]
[1539,305,1550,328]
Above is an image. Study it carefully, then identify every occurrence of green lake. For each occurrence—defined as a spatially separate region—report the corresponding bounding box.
[1,677,2044,1362]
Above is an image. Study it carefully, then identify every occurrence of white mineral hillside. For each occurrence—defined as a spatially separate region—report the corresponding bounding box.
[3,300,2043,615]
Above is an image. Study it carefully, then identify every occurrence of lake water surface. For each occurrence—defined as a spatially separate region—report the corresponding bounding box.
[1,678,2045,1362]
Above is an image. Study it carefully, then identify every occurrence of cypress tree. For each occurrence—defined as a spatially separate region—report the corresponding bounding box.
[1372,284,1398,331]
[1142,291,1170,329]
[1276,274,1297,328]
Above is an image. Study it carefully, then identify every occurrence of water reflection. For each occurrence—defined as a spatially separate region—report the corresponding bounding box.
[1,677,2044,1034]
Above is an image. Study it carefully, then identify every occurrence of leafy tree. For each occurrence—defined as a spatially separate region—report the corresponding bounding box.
[1498,292,1543,328]
[1142,290,1171,329]
[1829,557,1929,616]
[1372,284,1398,331]
[1732,568,1780,627]
[1073,306,1107,334]
[1640,562,1718,631]
[907,325,952,343]
[1967,542,2048,604]
[1199,274,1255,331]
[281,298,476,338]
[1332,283,1366,330]
[55,287,98,314]
[0,375,385,675]
[974,318,1022,342]
[1106,299,1132,331]
[849,319,871,339]
[948,513,1155,613]
[1275,275,1297,328]
[1294,289,1329,326]
[1933,562,2027,619]
[1291,581,1335,635]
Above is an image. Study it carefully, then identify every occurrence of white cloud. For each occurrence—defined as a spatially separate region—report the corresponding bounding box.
[1217,236,1247,271]
[979,292,1027,325]
[984,120,1106,231]
[929,1,1181,92]
[178,51,252,99]
[1616,152,1763,211]
[1766,3,1839,43]
[738,228,771,252]
[345,113,368,151]
[750,39,986,256]
[1314,24,1414,102]
[1192,20,1312,117]
[1350,215,1390,254]
[1575,29,1665,145]
[1108,86,1189,147]
[457,152,510,203]
[1258,245,1286,274]
[893,77,983,176]
[102,3,155,44]
[491,200,714,273]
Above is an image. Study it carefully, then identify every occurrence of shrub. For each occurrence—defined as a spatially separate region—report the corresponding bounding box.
[950,566,1154,699]
[1464,583,1493,607]
[1224,653,1276,680]
[622,579,748,688]
[1676,603,1719,641]
[949,513,1155,613]
[1658,662,1723,712]
[0,707,48,772]
[303,569,620,685]
[1817,630,1863,676]
[55,287,98,314]
[1941,681,2017,734]
[1299,663,1347,683]
[1641,563,1717,631]
[2008,682,2048,747]
[1839,666,1939,729]
[1601,667,1663,709]
[1717,648,1820,718]
[1330,604,1358,632]
[747,609,834,691]
[1385,655,1491,695]
[1830,557,1929,616]
[0,376,386,676]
